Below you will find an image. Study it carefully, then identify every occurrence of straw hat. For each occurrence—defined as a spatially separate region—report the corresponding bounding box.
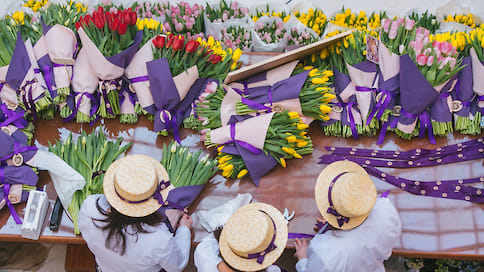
[219,203,288,272]
[103,154,173,217]
[315,160,377,230]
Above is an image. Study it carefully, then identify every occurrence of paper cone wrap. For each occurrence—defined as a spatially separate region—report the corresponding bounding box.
[470,48,484,110]
[70,48,99,118]
[346,60,378,123]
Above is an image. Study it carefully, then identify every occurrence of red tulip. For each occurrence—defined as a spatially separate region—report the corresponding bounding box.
[108,17,119,32]
[165,33,175,48]
[208,54,222,64]
[185,40,199,53]
[129,12,137,25]
[117,22,128,35]
[97,6,104,15]
[75,21,82,30]
[172,37,184,51]
[124,11,131,25]
[83,15,92,25]
[152,35,166,48]
[93,14,104,29]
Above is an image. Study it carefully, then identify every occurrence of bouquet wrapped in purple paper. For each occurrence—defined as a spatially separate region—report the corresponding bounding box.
[0,130,38,167]
[470,47,484,132]
[204,111,312,186]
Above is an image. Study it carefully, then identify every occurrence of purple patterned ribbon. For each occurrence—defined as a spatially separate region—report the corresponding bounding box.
[3,184,22,224]
[366,89,395,126]
[64,92,98,122]
[0,141,38,162]
[244,210,277,264]
[0,104,27,129]
[400,109,435,144]
[115,180,170,204]
[221,123,261,154]
[327,172,350,227]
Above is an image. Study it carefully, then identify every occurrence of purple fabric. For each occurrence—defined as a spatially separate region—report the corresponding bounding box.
[453,57,473,117]
[339,96,359,139]
[0,104,27,129]
[430,78,456,122]
[143,104,157,115]
[11,130,28,145]
[106,31,143,68]
[37,54,55,96]
[327,172,351,227]
[221,123,262,154]
[64,92,99,122]
[0,165,39,186]
[6,32,29,90]
[158,185,204,213]
[352,60,378,73]
[245,71,267,84]
[333,67,351,96]
[398,54,441,126]
[148,58,180,110]
[41,19,52,34]
[3,184,22,224]
[0,131,37,162]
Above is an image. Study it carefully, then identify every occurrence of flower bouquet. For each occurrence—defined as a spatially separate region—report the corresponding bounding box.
[158,141,217,230]
[204,110,312,186]
[37,1,86,105]
[77,6,142,119]
[148,33,236,139]
[469,29,484,131]
[204,0,250,41]
[48,126,132,234]
[341,30,379,136]
[409,10,440,34]
[0,128,38,168]
[293,8,328,37]
[220,25,252,51]
[397,27,464,143]
[367,11,386,30]
[286,16,319,46]
[330,8,368,32]
[251,16,289,52]
[161,1,204,39]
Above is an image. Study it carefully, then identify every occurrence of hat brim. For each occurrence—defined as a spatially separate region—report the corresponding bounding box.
[219,203,288,272]
[103,155,171,217]
[315,160,372,230]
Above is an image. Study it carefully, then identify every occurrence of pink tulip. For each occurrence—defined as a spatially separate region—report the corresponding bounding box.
[405,18,415,30]
[102,0,111,5]
[275,28,282,36]
[413,41,424,55]
[382,19,390,33]
[396,18,405,27]
[447,57,456,70]
[426,55,434,66]
[241,7,249,15]
[423,47,432,56]
[231,1,238,9]
[276,21,283,28]
[244,32,250,40]
[388,21,399,39]
[438,57,446,69]
[441,41,453,55]
[222,11,229,21]
[432,41,441,51]
[164,22,171,32]
[186,21,193,30]
[416,54,428,66]
[175,22,183,32]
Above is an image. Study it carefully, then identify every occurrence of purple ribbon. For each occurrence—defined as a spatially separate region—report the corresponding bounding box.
[366,89,395,126]
[19,79,39,121]
[100,79,120,116]
[0,104,27,129]
[221,123,261,154]
[115,179,170,204]
[3,184,22,224]
[355,86,376,93]
[159,109,180,143]
[339,101,359,139]
[0,142,38,162]
[129,75,149,83]
[63,92,98,122]
[241,97,272,112]
[0,82,4,92]
[440,91,450,99]
[118,87,137,107]
[41,65,54,96]
[245,210,277,264]
[327,172,350,227]
[232,81,249,96]
[377,116,398,145]
[401,109,436,144]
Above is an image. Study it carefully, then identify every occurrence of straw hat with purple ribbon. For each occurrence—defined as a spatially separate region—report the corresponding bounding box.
[219,203,288,272]
[315,160,377,230]
[103,154,173,217]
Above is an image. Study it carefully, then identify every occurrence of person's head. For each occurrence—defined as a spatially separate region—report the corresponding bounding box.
[315,160,377,230]
[219,203,288,272]
[95,154,172,255]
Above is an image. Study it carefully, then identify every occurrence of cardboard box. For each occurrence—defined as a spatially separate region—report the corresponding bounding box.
[224,30,352,84]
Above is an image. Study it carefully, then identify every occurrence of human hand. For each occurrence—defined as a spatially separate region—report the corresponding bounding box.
[294,238,308,260]
[179,213,193,229]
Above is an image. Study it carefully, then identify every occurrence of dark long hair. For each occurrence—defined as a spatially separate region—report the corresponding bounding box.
[93,196,164,255]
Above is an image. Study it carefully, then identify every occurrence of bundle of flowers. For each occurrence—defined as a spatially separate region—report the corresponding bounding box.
[148,33,238,139]
[204,0,250,41]
[330,8,368,31]
[22,0,48,12]
[252,16,288,52]
[0,100,35,145]
[408,10,440,34]
[252,4,290,23]
[220,25,252,51]
[159,1,204,39]
[204,111,312,186]
[48,127,132,234]
[293,8,328,37]
[74,7,141,121]
[469,27,484,134]
[397,26,464,143]
[285,16,320,46]
[443,13,479,29]
[367,11,386,30]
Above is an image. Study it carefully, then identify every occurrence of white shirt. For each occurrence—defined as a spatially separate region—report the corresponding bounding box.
[194,234,281,272]
[296,198,401,272]
[78,194,191,272]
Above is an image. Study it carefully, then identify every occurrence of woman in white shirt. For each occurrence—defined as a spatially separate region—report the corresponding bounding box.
[78,155,193,272]
[294,160,401,272]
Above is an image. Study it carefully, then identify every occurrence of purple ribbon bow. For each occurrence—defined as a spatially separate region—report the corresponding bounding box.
[64,92,99,123]
[401,109,436,144]
[245,210,277,264]
[0,104,27,129]
[338,99,359,139]
[366,89,395,126]
[327,172,351,227]
[221,123,261,154]
[0,141,38,162]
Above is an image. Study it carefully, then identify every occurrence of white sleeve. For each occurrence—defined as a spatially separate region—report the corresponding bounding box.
[266,264,282,272]
[158,225,192,272]
[295,258,308,272]
[194,234,223,272]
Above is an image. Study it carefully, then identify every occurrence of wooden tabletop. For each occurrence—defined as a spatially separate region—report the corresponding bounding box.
[1,52,484,260]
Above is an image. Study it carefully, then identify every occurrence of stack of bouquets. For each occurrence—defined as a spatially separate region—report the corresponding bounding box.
[397,26,464,143]
[374,17,417,143]
[469,27,484,133]
[36,1,86,115]
[1,14,51,122]
[48,127,132,234]
[204,0,250,41]
[0,127,39,224]
[148,33,238,139]
[73,7,142,122]
[220,25,252,51]
[251,16,289,52]
[159,1,204,39]
[158,141,217,220]
[340,30,380,136]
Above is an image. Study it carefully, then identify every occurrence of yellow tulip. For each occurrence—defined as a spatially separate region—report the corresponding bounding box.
[288,112,300,119]
[237,169,248,178]
[319,114,330,121]
[232,48,242,62]
[296,141,308,147]
[293,152,302,159]
[286,135,297,143]
[312,77,328,85]
[280,158,286,168]
[282,147,295,154]
[297,123,308,130]
[319,104,332,114]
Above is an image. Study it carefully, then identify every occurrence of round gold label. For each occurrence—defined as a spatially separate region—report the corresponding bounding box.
[12,154,23,166]
[7,101,17,110]
[452,100,463,112]
[1,127,11,135]
[160,110,172,121]
[272,104,284,113]
[332,106,343,113]
[392,105,401,116]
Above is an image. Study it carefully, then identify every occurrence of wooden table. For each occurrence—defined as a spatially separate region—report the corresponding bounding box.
[1,52,484,267]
